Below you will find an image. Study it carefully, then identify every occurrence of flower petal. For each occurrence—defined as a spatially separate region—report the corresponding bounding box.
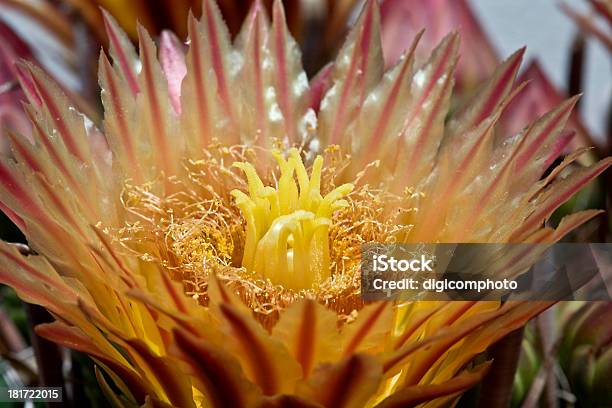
[380,0,499,92]
[341,302,394,356]
[159,31,187,115]
[269,0,312,144]
[102,9,140,95]
[36,322,147,403]
[272,298,341,377]
[217,303,302,395]
[511,157,612,241]
[170,328,262,408]
[296,354,383,408]
[319,0,384,146]
[374,362,491,408]
[137,25,181,176]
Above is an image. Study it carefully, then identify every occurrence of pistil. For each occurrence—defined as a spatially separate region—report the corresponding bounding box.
[231,148,353,290]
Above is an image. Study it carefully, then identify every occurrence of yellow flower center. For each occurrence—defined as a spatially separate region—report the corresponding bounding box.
[231,148,353,290]
[116,145,411,324]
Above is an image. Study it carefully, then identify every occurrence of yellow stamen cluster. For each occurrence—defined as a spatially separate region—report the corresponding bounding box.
[231,148,353,290]
[114,146,415,324]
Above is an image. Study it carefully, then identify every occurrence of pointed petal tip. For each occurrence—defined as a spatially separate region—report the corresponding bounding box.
[565,93,582,110]
[403,29,426,54]
[448,30,461,42]
[136,22,149,42]
[246,0,266,20]
[102,7,140,95]
[14,62,42,106]
[309,63,334,112]
[136,22,158,57]
[187,7,197,22]
[429,31,461,69]
[385,28,424,74]
[364,0,380,13]
[97,48,110,65]
[160,30,183,48]
[160,31,187,115]
[13,61,29,80]
[99,7,110,21]
[272,0,287,25]
[100,8,120,33]
[14,60,35,80]
[600,156,612,168]
[436,31,462,56]
[505,47,526,67]
[352,0,381,28]
[571,92,584,102]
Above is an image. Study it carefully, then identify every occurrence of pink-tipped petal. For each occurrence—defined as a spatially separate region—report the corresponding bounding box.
[270,0,310,144]
[235,0,271,145]
[159,31,187,115]
[320,0,384,146]
[102,9,140,95]
[98,52,141,182]
[137,24,178,176]
[23,63,90,163]
[450,47,525,134]
[0,243,78,310]
[511,157,612,241]
[181,13,216,149]
[36,322,148,403]
[201,0,237,130]
[14,64,41,107]
[356,30,423,168]
[514,96,579,176]
[551,209,604,241]
[0,21,35,149]
[0,157,44,222]
[398,33,458,186]
[309,63,334,112]
[543,129,577,170]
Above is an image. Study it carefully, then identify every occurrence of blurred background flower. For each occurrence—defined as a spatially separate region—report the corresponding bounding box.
[0,0,610,406]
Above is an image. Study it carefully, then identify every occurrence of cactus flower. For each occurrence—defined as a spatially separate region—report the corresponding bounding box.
[0,1,610,406]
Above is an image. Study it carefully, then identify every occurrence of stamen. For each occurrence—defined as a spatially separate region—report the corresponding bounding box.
[232,148,354,290]
[114,145,415,325]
